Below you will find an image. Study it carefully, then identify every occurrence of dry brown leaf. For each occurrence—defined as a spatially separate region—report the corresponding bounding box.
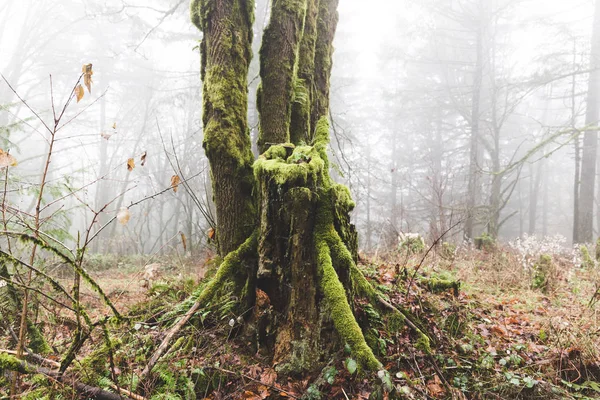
[75,84,84,102]
[170,174,181,193]
[117,207,130,225]
[260,368,277,386]
[112,122,117,130]
[127,158,135,171]
[208,227,215,240]
[426,375,445,398]
[490,325,508,337]
[0,149,18,168]
[82,63,93,93]
[180,232,187,252]
[140,151,147,166]
[100,132,112,140]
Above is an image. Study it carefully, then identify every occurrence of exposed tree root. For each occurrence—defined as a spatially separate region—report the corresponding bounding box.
[326,224,433,353]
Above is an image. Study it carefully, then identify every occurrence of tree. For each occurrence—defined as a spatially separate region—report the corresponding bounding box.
[185,0,418,374]
[578,0,600,243]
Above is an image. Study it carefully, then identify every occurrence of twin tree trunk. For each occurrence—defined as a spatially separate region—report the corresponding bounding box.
[190,0,382,373]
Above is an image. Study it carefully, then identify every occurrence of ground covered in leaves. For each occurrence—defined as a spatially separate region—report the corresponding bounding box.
[3,237,600,399]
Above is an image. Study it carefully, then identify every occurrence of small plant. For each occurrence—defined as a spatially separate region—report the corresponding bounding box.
[474,232,495,251]
[532,254,556,293]
[441,242,456,260]
[580,245,595,269]
[398,232,425,254]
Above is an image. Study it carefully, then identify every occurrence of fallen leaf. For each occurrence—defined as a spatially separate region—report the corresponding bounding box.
[117,207,130,225]
[247,365,262,379]
[170,174,181,193]
[140,151,147,166]
[260,368,277,386]
[127,158,135,171]
[0,149,17,168]
[490,325,508,337]
[75,84,84,102]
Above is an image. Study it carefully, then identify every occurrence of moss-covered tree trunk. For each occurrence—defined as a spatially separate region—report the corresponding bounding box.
[190,0,382,374]
[191,0,257,256]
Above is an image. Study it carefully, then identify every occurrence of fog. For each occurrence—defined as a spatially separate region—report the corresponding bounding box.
[1,0,599,254]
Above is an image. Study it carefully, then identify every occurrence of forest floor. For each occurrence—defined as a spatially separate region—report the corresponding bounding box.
[5,239,600,400]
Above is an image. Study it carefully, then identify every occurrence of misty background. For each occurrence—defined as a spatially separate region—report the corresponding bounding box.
[0,0,597,255]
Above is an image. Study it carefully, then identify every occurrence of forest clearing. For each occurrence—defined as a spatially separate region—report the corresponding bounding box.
[2,0,600,399]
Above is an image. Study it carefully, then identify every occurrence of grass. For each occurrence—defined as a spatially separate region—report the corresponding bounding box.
[2,239,600,399]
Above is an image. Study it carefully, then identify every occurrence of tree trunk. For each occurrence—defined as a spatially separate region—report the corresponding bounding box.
[578,0,600,243]
[189,0,385,375]
[464,1,484,240]
[191,0,257,256]
[257,0,308,152]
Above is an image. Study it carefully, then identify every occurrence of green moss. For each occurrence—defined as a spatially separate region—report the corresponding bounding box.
[532,254,555,293]
[474,233,495,251]
[422,277,460,295]
[398,234,425,254]
[581,245,595,269]
[262,143,295,160]
[315,237,381,371]
[0,353,32,374]
[27,321,51,355]
[275,340,314,375]
[387,312,405,332]
[415,334,431,353]
[254,144,325,186]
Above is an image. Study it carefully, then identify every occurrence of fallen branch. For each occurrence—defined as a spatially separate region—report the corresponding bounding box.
[0,350,146,400]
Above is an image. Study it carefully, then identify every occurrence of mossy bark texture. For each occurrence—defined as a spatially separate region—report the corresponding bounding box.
[191,0,257,256]
[190,0,383,374]
[257,0,308,152]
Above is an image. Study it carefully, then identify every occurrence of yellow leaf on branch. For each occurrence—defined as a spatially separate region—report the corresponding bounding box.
[117,207,131,225]
[75,84,84,102]
[180,232,187,252]
[0,149,17,168]
[82,63,93,93]
[170,175,181,193]
[127,158,135,171]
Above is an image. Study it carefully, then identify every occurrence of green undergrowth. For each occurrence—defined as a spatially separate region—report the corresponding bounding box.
[5,243,600,399]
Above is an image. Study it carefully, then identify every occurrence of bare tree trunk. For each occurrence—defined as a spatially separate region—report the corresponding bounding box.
[464,1,484,240]
[578,0,600,243]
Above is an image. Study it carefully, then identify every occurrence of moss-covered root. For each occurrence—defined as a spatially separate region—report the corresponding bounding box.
[326,226,432,354]
[167,230,259,319]
[192,229,258,307]
[316,238,381,371]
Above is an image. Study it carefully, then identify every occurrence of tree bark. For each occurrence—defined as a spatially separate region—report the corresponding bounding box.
[578,0,600,243]
[257,0,308,152]
[464,0,484,240]
[191,0,257,255]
